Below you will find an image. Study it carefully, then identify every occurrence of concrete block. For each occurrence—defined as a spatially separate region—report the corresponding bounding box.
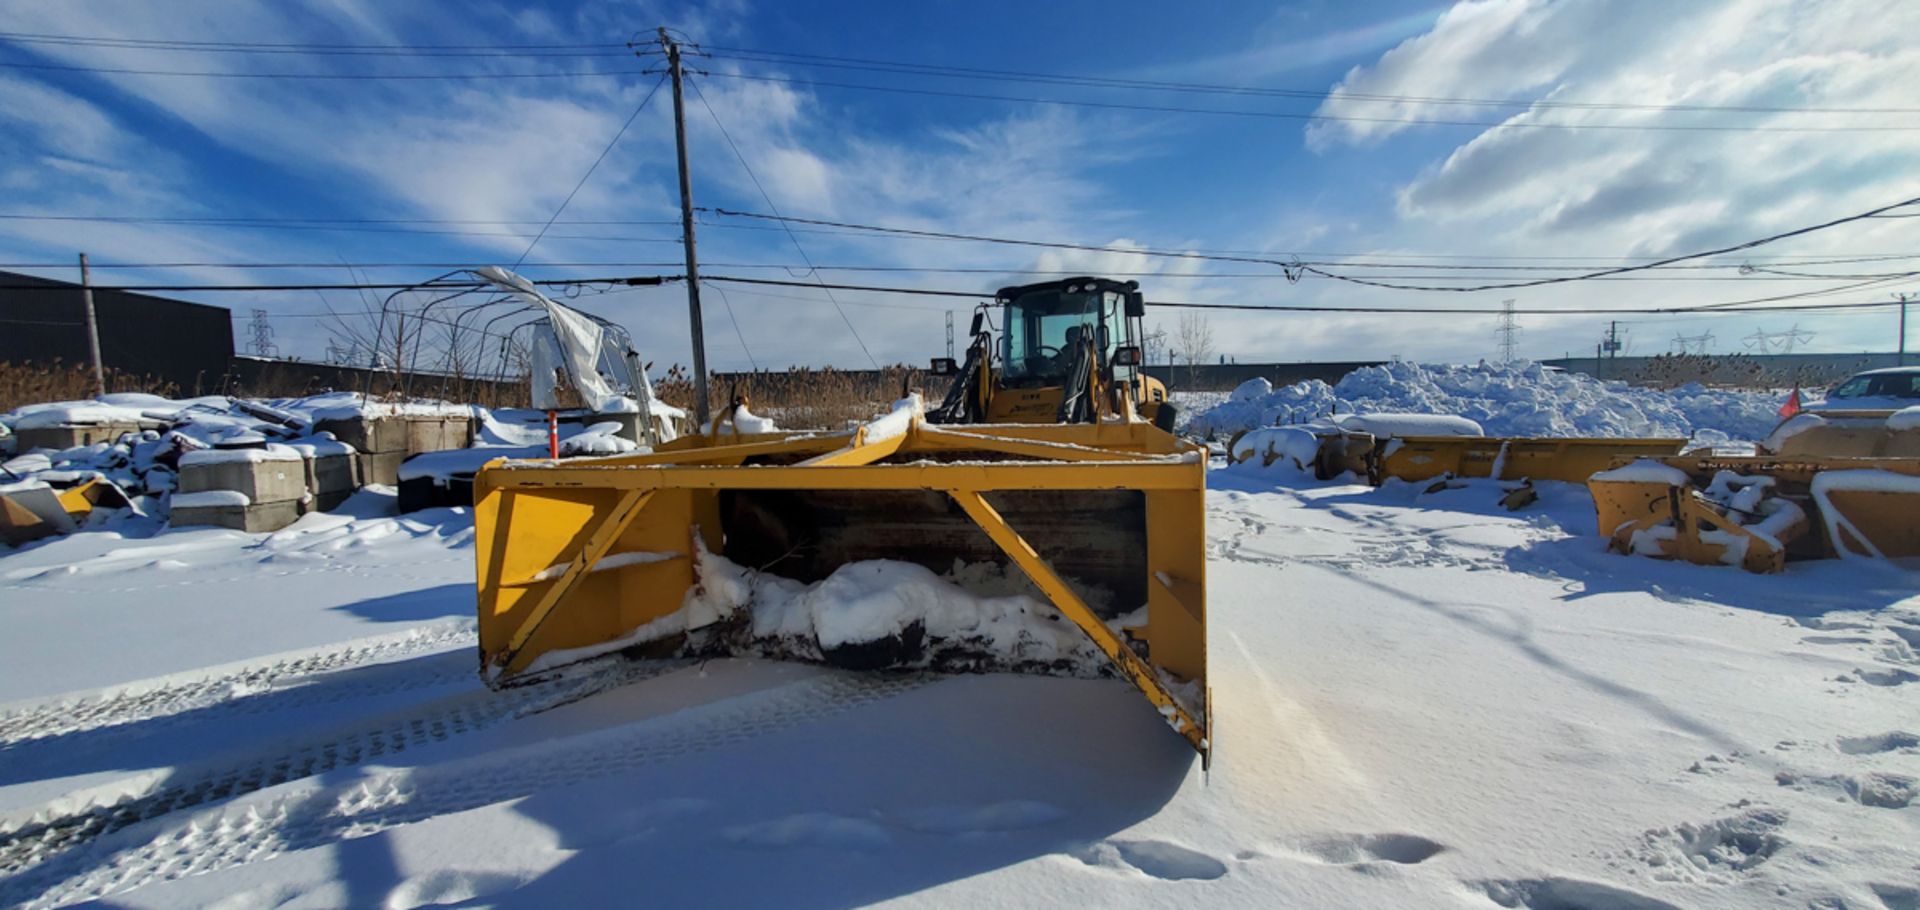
[306,489,354,514]
[177,453,305,503]
[305,452,359,495]
[171,499,302,533]
[358,450,408,486]
[314,416,406,454]
[404,416,472,454]
[16,422,141,452]
[314,415,473,455]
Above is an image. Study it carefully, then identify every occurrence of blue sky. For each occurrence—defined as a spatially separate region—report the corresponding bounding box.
[0,0,1916,372]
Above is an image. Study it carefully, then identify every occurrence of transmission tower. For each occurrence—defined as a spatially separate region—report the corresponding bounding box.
[246,308,280,358]
[945,310,955,360]
[1670,331,1714,355]
[1495,299,1520,362]
[1743,325,1816,354]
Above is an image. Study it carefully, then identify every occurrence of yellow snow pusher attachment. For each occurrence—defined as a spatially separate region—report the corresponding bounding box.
[471,399,1211,759]
[1230,420,1686,492]
[1591,456,1920,572]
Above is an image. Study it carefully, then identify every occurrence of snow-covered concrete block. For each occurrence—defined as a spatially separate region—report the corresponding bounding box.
[177,447,306,504]
[169,492,302,532]
[315,415,472,455]
[16,422,141,452]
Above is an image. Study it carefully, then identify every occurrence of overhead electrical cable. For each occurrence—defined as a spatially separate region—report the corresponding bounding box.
[700,45,1920,116]
[512,74,667,267]
[705,195,1920,292]
[695,71,1920,134]
[686,74,879,368]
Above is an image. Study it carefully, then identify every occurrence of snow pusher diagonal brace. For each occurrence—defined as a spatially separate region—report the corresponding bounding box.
[471,401,1211,759]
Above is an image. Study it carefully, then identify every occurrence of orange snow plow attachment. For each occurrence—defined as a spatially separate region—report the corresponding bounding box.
[471,401,1211,759]
[1591,455,1920,572]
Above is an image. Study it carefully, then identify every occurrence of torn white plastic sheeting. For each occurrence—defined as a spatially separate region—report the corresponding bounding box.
[475,266,664,424]
[1810,469,1920,561]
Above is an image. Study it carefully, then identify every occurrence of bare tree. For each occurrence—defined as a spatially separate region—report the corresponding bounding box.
[1176,311,1214,387]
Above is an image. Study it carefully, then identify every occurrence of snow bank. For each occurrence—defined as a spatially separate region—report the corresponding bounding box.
[525,543,1113,678]
[1188,361,1786,442]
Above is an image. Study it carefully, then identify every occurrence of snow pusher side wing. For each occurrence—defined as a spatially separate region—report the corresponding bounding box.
[1591,456,1920,571]
[471,404,1211,759]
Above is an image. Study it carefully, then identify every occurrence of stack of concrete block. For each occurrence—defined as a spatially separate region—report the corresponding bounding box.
[171,446,307,532]
[15,420,146,453]
[286,436,360,512]
[314,413,473,486]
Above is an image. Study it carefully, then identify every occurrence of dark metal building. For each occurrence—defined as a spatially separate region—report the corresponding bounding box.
[0,270,235,393]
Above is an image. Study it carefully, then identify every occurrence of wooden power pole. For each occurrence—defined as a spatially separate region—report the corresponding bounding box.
[660,28,711,425]
[78,252,106,396]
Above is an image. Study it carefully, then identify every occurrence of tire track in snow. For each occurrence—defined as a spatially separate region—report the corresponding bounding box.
[0,622,477,748]
[0,657,688,879]
[7,671,932,909]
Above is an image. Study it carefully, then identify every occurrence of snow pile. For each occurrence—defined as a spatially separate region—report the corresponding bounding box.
[1888,406,1920,432]
[559,421,640,457]
[1188,361,1788,442]
[724,404,780,435]
[532,544,1114,677]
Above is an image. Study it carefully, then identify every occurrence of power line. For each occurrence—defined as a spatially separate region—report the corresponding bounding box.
[696,70,1920,134]
[0,60,653,80]
[700,45,1920,116]
[705,195,1920,293]
[686,74,879,368]
[697,274,1915,316]
[513,75,668,267]
[0,276,676,292]
[0,30,633,51]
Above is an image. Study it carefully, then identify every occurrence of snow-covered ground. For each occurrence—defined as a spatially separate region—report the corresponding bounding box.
[2,460,1915,909]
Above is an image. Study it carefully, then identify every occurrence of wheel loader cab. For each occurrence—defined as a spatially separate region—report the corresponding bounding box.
[983,278,1169,425]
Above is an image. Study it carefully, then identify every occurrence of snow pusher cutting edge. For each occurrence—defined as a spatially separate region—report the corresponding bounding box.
[470,397,1211,760]
[1590,456,1920,571]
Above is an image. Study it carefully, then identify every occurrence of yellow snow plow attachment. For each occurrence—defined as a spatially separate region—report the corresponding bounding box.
[1591,455,1920,572]
[471,400,1211,759]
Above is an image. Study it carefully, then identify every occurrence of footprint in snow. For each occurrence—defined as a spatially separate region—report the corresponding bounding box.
[901,800,1066,835]
[1851,667,1920,687]
[1243,832,1447,868]
[1834,731,1919,755]
[1073,839,1228,881]
[1475,876,1682,910]
[722,812,892,851]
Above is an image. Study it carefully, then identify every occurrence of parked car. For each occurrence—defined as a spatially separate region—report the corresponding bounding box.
[1809,366,1920,411]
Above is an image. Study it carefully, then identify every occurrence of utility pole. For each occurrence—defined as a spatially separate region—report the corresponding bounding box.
[661,27,710,425]
[1896,292,1915,366]
[77,252,105,397]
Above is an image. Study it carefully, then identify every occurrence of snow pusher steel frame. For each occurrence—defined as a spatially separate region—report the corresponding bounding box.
[1591,455,1920,571]
[1366,436,1688,485]
[471,412,1211,758]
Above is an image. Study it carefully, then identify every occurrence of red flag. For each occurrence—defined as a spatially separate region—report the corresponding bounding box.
[1778,386,1802,418]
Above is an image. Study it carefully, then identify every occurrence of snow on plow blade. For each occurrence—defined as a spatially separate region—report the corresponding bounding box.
[471,400,1211,759]
[1591,455,1920,571]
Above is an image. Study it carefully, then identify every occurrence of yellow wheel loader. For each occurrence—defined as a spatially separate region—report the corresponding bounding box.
[471,278,1211,762]
[928,277,1178,431]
